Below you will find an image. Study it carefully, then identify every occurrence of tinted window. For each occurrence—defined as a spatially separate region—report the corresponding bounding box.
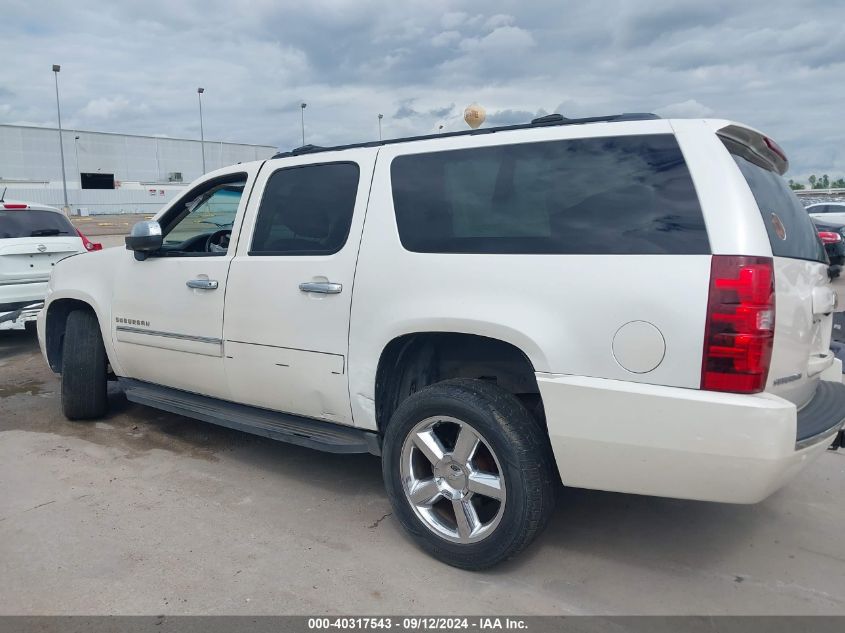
[807,205,828,214]
[0,210,76,239]
[251,163,360,255]
[390,134,709,254]
[723,138,826,263]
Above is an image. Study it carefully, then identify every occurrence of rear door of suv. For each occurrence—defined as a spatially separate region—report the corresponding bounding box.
[222,149,378,425]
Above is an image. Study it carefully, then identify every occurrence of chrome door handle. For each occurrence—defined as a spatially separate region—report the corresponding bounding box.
[299,281,342,294]
[186,279,219,290]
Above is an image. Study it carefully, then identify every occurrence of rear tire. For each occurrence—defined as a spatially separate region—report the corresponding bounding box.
[382,378,556,570]
[61,309,108,420]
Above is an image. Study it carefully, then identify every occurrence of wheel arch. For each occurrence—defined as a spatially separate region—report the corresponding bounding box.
[44,294,112,373]
[373,331,546,434]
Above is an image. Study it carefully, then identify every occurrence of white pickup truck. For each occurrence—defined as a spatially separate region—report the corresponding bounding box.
[38,113,845,569]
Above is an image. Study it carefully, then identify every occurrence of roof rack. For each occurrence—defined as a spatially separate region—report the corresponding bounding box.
[272,112,660,159]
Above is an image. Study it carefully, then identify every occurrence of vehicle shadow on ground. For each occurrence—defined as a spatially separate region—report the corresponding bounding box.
[512,486,770,572]
[0,329,39,361]
[108,387,767,574]
[1,328,771,574]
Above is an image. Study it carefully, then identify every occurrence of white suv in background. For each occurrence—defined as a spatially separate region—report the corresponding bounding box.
[37,113,845,569]
[0,200,92,330]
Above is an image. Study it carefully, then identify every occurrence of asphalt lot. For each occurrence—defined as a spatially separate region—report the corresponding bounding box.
[1,328,844,615]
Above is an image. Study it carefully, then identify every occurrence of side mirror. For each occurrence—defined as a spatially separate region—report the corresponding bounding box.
[125,221,162,260]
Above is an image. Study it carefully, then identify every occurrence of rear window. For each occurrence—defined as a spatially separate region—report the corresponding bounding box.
[0,210,76,239]
[390,134,709,254]
[722,137,827,263]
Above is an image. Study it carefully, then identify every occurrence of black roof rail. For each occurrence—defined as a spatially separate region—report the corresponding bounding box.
[271,112,661,159]
[530,113,568,125]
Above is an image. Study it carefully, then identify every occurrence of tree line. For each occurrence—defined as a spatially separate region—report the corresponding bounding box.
[789,174,845,190]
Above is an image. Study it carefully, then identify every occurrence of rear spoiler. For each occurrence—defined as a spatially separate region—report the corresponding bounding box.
[716,124,789,175]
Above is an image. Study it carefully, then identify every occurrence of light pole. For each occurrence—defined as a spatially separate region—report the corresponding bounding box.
[197,88,206,174]
[52,64,69,214]
[300,102,307,146]
[73,135,80,182]
[378,114,383,140]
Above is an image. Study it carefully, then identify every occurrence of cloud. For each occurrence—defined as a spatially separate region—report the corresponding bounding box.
[654,99,714,118]
[79,97,148,119]
[0,0,843,180]
[431,30,461,47]
[429,103,455,118]
[393,100,419,119]
[457,25,535,54]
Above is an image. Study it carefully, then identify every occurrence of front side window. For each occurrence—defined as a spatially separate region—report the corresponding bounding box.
[390,134,709,255]
[158,175,246,256]
[250,162,360,255]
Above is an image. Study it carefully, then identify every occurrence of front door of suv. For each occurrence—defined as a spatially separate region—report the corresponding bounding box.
[111,165,261,398]
[223,151,376,425]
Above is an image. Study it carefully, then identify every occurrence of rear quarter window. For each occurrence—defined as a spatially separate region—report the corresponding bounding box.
[721,137,827,263]
[390,134,709,255]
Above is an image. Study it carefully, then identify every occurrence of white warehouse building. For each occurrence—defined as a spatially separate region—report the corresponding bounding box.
[0,124,276,214]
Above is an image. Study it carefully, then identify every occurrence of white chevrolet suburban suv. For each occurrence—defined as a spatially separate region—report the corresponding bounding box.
[37,114,845,569]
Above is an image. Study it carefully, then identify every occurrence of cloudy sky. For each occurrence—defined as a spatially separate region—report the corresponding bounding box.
[2,0,843,181]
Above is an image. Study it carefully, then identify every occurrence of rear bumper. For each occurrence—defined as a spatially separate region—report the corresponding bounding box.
[537,372,845,504]
[0,304,43,331]
[0,281,48,309]
[796,380,845,448]
[0,281,48,331]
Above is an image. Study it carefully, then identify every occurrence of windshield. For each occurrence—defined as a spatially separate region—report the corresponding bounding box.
[0,209,76,239]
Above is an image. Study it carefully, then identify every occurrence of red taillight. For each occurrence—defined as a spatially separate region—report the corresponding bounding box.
[701,255,775,394]
[76,229,102,252]
[818,231,842,245]
[3,203,27,209]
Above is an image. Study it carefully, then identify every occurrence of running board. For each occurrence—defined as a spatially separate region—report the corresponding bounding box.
[119,379,381,456]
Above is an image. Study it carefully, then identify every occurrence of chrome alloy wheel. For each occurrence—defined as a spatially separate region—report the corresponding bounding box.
[400,416,506,543]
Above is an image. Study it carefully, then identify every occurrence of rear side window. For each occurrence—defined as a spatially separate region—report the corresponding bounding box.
[390,134,709,254]
[722,138,826,263]
[250,162,360,255]
[0,210,76,239]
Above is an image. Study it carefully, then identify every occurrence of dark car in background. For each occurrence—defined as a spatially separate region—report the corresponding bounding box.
[813,220,845,266]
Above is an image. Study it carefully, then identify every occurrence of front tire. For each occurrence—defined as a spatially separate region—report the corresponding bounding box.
[382,378,556,570]
[61,309,108,420]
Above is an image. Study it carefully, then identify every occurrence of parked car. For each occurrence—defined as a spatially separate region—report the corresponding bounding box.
[0,200,95,331]
[806,202,845,225]
[811,220,845,349]
[37,114,845,569]
[813,221,845,266]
